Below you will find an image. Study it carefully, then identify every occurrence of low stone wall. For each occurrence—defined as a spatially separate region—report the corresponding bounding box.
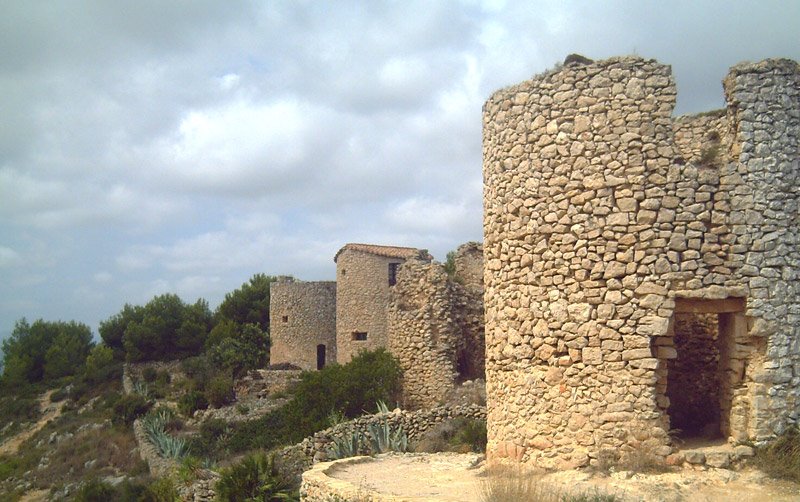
[123,360,186,394]
[277,403,487,478]
[132,418,175,478]
[235,369,302,399]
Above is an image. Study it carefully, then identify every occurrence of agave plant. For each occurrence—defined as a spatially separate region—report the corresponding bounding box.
[132,380,150,398]
[368,419,408,454]
[142,408,187,459]
[149,428,188,459]
[327,430,365,460]
[376,400,391,414]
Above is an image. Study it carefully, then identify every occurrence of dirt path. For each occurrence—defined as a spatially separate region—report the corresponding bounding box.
[17,489,49,502]
[0,390,62,457]
[323,453,800,502]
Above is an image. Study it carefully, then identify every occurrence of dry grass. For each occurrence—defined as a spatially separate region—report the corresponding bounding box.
[753,427,800,483]
[33,426,145,488]
[479,465,619,502]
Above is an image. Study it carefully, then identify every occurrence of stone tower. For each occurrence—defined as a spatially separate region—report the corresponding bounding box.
[482,56,799,469]
[334,243,432,364]
[269,278,336,371]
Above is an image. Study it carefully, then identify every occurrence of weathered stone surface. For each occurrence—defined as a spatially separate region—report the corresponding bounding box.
[483,55,800,469]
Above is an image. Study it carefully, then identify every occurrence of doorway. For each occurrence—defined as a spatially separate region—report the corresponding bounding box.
[316,344,326,370]
[665,298,745,442]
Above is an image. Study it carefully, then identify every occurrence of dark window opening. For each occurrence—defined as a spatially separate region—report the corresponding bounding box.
[282,315,288,323]
[317,344,326,370]
[341,269,346,276]
[388,262,400,286]
[352,331,368,341]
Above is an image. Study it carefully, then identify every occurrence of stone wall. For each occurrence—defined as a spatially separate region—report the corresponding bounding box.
[387,252,485,409]
[453,241,484,289]
[482,55,799,469]
[277,403,486,475]
[270,279,337,370]
[388,260,460,409]
[335,244,431,364]
[722,58,800,440]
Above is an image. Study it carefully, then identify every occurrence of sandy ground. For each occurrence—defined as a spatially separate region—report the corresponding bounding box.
[17,489,49,502]
[328,452,800,502]
[0,390,62,457]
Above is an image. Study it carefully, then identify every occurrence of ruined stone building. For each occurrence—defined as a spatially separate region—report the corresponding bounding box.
[483,56,799,469]
[388,242,486,408]
[269,242,486,409]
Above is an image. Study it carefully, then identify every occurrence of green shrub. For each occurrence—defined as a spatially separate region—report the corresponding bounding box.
[75,479,116,502]
[112,393,151,426]
[142,367,158,382]
[201,418,229,441]
[155,370,171,387]
[215,452,298,502]
[282,349,401,442]
[223,408,288,454]
[145,476,180,502]
[754,426,800,482]
[415,417,486,453]
[0,395,39,429]
[116,479,150,501]
[178,390,208,417]
[49,386,69,403]
[452,418,487,453]
[444,250,457,276]
[206,374,235,408]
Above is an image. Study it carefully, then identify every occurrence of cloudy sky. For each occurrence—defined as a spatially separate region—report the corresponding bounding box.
[1,0,798,342]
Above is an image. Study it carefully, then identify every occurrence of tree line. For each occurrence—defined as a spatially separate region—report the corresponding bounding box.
[0,274,278,389]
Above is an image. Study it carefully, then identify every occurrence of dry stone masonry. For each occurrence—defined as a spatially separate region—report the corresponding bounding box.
[387,243,485,408]
[335,243,432,364]
[483,55,799,469]
[269,278,337,370]
[268,242,485,410]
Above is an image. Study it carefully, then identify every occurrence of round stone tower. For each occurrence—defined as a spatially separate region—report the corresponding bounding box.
[482,56,800,469]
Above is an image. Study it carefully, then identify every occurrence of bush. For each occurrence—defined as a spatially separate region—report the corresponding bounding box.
[215,452,298,502]
[206,374,235,408]
[206,324,270,378]
[144,477,179,502]
[142,367,158,382]
[0,395,39,429]
[282,349,401,442]
[50,386,69,403]
[155,370,171,387]
[112,394,151,426]
[181,355,214,390]
[178,390,208,417]
[75,479,116,502]
[223,408,288,454]
[83,345,122,384]
[451,418,487,453]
